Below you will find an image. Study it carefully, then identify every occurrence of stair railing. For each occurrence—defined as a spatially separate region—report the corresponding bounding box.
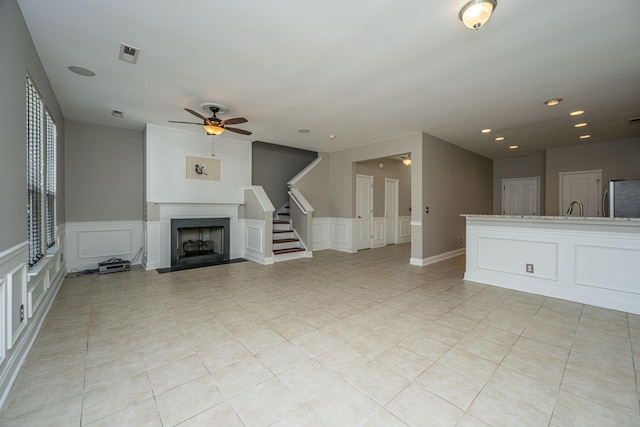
[287,188,314,252]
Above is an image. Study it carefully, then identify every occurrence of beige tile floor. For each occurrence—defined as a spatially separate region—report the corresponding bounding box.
[1,243,639,426]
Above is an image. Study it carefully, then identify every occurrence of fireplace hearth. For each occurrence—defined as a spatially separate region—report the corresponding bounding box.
[171,217,230,270]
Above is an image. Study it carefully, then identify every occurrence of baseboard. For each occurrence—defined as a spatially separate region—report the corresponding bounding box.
[410,248,465,266]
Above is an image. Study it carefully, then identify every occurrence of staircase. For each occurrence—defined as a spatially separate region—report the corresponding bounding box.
[273,203,306,260]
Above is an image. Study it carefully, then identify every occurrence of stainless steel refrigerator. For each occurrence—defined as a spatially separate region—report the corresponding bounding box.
[608,180,640,218]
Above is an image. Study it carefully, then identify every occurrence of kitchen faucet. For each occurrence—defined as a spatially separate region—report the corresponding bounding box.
[567,200,584,216]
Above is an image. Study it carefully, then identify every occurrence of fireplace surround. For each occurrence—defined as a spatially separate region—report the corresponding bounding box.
[170,217,230,269]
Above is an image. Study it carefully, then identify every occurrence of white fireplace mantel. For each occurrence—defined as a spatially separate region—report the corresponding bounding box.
[144,202,243,270]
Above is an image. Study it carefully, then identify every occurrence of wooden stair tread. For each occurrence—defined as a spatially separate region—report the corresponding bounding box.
[274,247,305,255]
[273,220,289,224]
[273,229,292,233]
[273,238,299,244]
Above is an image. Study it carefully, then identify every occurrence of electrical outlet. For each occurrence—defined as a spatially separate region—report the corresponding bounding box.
[526,263,534,274]
[459,237,464,245]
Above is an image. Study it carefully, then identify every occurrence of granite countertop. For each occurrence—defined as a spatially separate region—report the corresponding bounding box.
[461,214,640,223]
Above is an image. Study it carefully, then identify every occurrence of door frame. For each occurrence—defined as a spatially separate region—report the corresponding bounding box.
[501,177,540,215]
[559,169,602,216]
[385,178,399,245]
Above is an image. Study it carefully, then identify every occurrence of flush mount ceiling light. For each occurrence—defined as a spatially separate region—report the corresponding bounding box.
[402,154,412,166]
[544,98,563,106]
[508,145,519,149]
[481,128,492,134]
[574,122,588,128]
[570,110,585,116]
[579,134,591,139]
[495,136,505,141]
[459,0,497,30]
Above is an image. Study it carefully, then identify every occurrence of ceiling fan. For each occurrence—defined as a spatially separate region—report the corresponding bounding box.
[169,103,251,136]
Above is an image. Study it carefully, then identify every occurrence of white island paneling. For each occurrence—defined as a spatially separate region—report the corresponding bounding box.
[463,215,640,314]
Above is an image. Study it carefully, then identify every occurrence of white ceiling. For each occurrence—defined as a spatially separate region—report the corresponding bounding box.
[17,0,640,159]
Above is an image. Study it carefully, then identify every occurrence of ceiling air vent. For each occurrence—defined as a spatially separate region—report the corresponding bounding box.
[629,117,640,125]
[111,110,124,118]
[119,43,140,64]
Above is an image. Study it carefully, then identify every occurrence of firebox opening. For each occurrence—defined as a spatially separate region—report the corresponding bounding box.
[171,217,230,270]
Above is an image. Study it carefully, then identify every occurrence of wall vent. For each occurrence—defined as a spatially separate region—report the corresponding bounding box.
[119,43,140,64]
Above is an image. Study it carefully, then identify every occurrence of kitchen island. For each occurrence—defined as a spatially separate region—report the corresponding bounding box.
[462,214,640,314]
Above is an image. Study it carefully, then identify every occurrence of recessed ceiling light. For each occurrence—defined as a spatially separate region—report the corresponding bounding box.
[544,98,563,106]
[329,134,336,140]
[508,145,518,149]
[68,66,95,76]
[494,136,505,141]
[579,134,591,139]
[481,128,492,133]
[570,110,585,116]
[574,122,588,128]
[298,129,310,133]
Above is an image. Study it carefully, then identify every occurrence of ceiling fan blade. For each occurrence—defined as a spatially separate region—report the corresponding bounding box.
[223,117,248,125]
[185,108,207,121]
[169,120,202,125]
[225,127,252,135]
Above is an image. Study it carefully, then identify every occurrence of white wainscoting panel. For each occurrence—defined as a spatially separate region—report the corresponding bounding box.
[241,219,273,265]
[373,218,386,248]
[66,221,143,272]
[7,263,27,350]
[311,218,330,251]
[399,216,412,244]
[246,222,263,253]
[330,218,355,253]
[143,221,161,270]
[574,244,640,293]
[477,236,558,280]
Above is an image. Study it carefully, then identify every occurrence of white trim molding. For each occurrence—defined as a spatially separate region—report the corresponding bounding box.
[410,248,466,266]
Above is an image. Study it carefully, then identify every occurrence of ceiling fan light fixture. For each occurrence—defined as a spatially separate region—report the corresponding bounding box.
[204,125,224,135]
[459,0,497,30]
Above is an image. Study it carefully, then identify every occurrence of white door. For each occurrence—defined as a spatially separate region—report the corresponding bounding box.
[502,177,539,215]
[355,174,373,250]
[559,170,602,217]
[385,178,399,244]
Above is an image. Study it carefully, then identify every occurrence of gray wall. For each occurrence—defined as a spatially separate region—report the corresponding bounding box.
[292,153,331,217]
[493,153,546,214]
[421,133,493,256]
[252,142,317,212]
[545,138,640,215]
[356,158,412,217]
[65,121,143,221]
[0,0,65,250]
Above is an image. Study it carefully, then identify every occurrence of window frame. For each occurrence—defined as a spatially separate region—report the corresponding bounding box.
[26,75,57,267]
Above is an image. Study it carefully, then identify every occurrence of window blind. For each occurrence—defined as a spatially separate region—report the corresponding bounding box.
[46,112,56,248]
[27,77,43,266]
